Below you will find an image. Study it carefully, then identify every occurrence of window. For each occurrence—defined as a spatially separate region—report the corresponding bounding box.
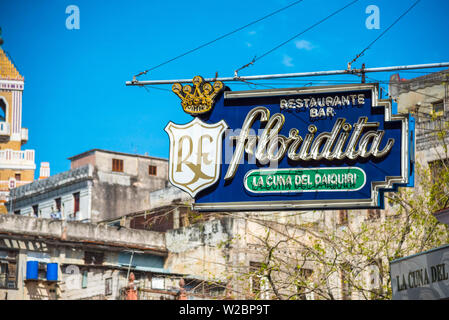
[37,262,47,280]
[14,173,21,181]
[105,278,113,295]
[84,251,104,265]
[112,159,124,172]
[32,204,39,217]
[0,98,6,122]
[428,159,449,205]
[337,210,348,225]
[148,165,157,176]
[340,264,352,300]
[81,270,88,288]
[296,268,313,300]
[0,251,17,289]
[151,277,165,290]
[73,192,80,216]
[429,159,449,184]
[367,209,381,220]
[432,100,445,117]
[249,262,269,299]
[249,262,262,297]
[55,198,62,211]
[367,260,382,299]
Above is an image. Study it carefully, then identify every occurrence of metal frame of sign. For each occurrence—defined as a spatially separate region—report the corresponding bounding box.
[192,84,413,212]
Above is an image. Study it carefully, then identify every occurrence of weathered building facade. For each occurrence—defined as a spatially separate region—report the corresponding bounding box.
[0,214,185,300]
[6,149,169,222]
[396,69,449,162]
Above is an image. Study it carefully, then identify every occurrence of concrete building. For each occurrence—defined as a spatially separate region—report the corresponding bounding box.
[6,149,169,222]
[3,181,381,300]
[0,209,232,300]
[0,40,36,213]
[0,214,187,300]
[100,184,375,300]
[394,69,449,162]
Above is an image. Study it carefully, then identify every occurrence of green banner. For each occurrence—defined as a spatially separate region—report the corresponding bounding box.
[244,167,366,193]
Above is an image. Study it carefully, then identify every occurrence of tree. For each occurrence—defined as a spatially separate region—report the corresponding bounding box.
[219,110,449,300]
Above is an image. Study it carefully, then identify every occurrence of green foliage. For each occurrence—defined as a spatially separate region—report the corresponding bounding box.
[225,118,449,300]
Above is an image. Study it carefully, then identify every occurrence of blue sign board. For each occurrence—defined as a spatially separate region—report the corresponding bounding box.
[166,82,414,211]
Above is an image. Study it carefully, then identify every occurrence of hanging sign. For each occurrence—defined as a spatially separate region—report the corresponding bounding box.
[165,79,414,211]
[390,244,449,300]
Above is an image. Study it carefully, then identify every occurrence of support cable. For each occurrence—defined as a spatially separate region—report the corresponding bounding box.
[132,0,307,80]
[234,0,360,77]
[347,0,421,69]
[127,62,449,86]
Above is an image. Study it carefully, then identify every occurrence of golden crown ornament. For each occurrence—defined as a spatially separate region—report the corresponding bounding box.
[172,76,224,115]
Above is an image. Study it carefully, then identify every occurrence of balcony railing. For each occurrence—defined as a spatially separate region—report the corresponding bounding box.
[0,180,32,190]
[0,122,10,136]
[415,114,449,151]
[0,149,35,169]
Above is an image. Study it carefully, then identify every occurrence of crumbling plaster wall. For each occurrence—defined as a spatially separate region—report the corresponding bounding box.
[165,217,234,281]
[0,215,166,251]
[0,215,169,300]
[397,84,446,114]
[90,154,169,222]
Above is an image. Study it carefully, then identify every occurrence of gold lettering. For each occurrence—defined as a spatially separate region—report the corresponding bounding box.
[176,135,193,172]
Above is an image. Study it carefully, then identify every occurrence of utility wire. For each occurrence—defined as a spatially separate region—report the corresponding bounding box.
[245,0,360,69]
[133,0,307,79]
[348,0,421,67]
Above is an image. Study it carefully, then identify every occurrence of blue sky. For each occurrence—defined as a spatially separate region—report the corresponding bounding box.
[0,0,448,177]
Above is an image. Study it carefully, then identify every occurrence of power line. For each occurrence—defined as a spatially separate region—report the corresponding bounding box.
[348,0,421,67]
[249,0,360,66]
[133,0,307,79]
[236,79,276,89]
[128,62,449,86]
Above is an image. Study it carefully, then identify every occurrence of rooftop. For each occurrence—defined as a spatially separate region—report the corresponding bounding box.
[8,164,93,200]
[0,47,23,81]
[68,148,168,162]
[0,214,167,255]
[396,69,449,95]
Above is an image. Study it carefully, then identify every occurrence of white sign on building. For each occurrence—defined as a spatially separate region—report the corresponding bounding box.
[390,244,449,300]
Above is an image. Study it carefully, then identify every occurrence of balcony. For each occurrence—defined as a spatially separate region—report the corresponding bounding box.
[415,114,449,151]
[21,128,28,143]
[0,149,35,170]
[0,122,10,136]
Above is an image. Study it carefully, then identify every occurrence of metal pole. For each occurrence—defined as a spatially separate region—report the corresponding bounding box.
[126,250,135,282]
[126,62,449,86]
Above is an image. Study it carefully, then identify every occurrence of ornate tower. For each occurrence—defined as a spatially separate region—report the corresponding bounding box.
[0,30,36,213]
